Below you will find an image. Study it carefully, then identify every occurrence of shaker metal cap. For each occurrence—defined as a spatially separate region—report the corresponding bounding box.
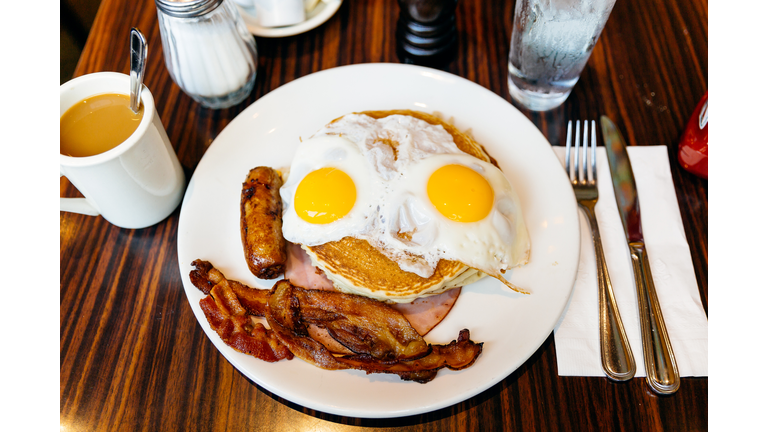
[155,0,224,18]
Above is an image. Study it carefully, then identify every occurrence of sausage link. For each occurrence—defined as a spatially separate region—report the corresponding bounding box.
[240,167,287,279]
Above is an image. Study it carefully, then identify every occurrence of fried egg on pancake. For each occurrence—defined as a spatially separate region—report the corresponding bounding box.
[280,134,377,244]
[280,110,530,302]
[375,152,530,285]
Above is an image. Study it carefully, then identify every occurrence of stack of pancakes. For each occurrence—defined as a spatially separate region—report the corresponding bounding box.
[301,110,500,303]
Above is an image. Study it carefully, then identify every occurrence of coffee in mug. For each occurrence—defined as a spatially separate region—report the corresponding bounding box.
[60,93,144,158]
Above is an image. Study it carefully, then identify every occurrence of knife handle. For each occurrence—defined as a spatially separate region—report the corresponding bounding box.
[629,242,680,394]
[581,204,636,381]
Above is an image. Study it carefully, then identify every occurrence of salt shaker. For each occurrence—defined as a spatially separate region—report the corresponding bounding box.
[156,0,258,109]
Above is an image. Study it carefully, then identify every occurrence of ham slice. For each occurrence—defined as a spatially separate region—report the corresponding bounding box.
[285,242,335,290]
[284,242,461,337]
[390,289,461,336]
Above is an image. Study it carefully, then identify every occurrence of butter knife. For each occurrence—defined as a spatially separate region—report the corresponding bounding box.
[601,116,680,395]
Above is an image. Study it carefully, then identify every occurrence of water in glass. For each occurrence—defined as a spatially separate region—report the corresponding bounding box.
[507,0,616,111]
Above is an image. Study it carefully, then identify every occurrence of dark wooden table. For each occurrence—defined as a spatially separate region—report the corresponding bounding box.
[61,0,708,430]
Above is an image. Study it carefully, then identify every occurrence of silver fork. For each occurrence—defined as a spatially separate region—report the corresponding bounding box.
[566,120,636,381]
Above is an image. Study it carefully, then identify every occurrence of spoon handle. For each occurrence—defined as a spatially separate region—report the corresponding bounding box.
[130,28,147,113]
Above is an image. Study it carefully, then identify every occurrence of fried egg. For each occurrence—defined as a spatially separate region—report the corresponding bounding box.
[280,134,378,245]
[371,153,530,282]
[280,113,530,287]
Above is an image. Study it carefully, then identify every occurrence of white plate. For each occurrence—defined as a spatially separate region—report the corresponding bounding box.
[237,0,343,38]
[177,63,580,418]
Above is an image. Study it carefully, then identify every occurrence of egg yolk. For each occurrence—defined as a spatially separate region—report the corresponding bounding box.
[294,167,357,224]
[427,164,494,222]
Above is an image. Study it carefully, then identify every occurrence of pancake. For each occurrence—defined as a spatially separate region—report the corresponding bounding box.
[303,110,495,303]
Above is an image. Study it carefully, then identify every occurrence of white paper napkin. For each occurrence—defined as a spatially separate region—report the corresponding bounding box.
[552,146,708,377]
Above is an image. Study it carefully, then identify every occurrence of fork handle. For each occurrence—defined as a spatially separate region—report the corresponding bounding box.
[629,242,680,394]
[581,203,636,381]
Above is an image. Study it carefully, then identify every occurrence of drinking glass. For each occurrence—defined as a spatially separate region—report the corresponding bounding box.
[507,0,616,111]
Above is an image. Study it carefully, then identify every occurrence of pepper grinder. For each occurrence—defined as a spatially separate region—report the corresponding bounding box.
[396,0,458,68]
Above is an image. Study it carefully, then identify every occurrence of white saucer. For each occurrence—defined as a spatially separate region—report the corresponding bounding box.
[237,0,343,38]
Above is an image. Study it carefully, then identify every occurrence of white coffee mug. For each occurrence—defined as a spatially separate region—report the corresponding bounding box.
[60,72,186,229]
[253,0,306,28]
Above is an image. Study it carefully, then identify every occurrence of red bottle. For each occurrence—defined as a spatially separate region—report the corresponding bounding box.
[678,92,708,178]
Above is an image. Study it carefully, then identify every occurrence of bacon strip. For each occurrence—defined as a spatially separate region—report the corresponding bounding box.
[190,261,483,383]
[188,259,222,294]
[266,279,483,382]
[335,329,483,383]
[199,282,293,362]
[265,280,349,370]
[191,259,270,316]
[293,286,429,361]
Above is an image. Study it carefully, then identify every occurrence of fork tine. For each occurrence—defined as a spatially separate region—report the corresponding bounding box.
[581,120,589,183]
[574,120,581,183]
[590,120,597,183]
[565,121,573,180]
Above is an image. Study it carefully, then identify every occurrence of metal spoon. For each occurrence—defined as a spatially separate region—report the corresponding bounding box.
[129,28,147,114]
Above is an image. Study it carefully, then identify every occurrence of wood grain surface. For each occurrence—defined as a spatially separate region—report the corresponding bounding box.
[60,0,708,430]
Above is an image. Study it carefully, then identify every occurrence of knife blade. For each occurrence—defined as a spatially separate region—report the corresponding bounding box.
[600,116,680,395]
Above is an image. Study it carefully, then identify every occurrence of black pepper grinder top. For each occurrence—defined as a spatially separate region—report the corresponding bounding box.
[396,0,458,68]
